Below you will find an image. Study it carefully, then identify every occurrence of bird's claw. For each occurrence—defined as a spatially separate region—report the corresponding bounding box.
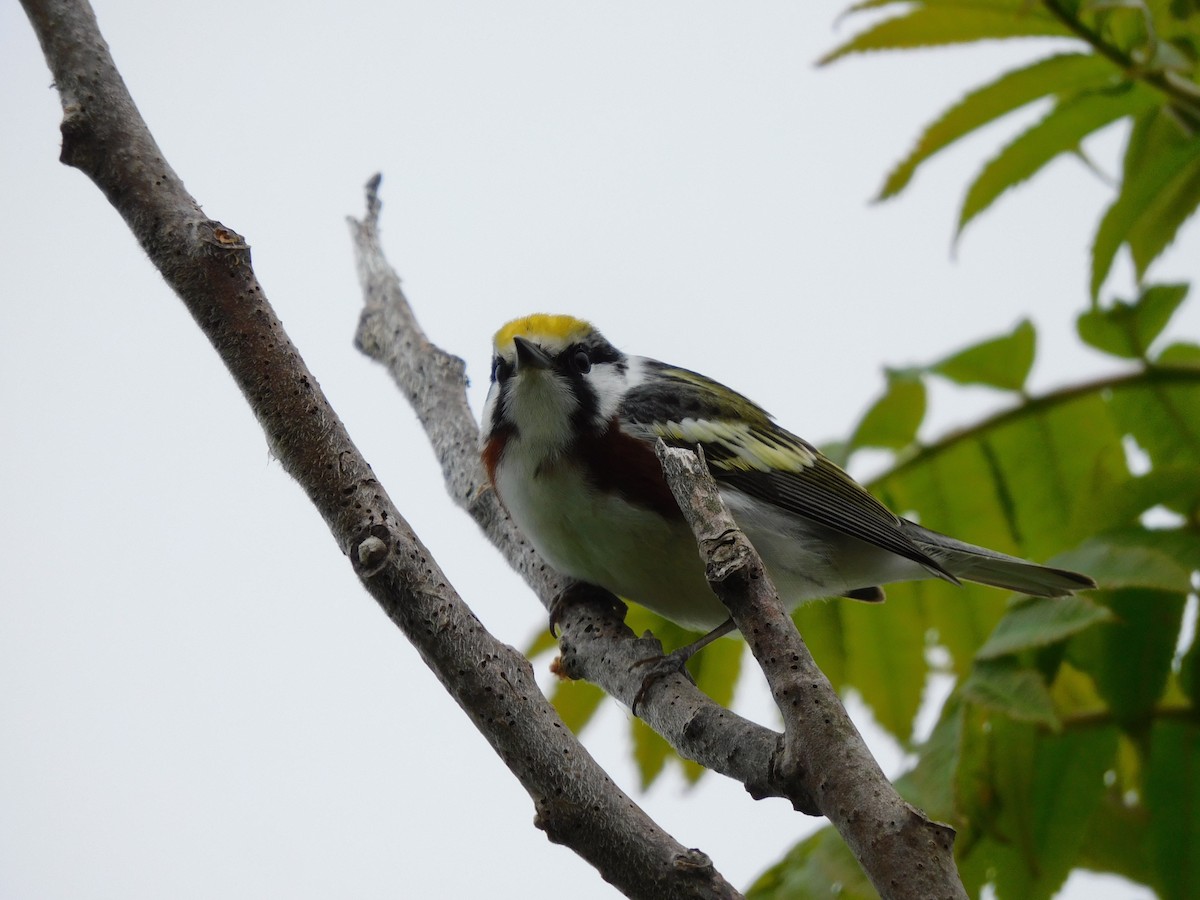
[631,647,697,717]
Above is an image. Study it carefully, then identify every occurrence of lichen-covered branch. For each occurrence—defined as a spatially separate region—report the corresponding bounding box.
[18,2,740,896]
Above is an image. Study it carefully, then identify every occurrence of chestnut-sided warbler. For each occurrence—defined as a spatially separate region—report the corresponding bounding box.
[481,314,1094,636]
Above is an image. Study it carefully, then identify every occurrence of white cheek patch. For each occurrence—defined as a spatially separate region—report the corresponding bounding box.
[587,361,632,425]
[621,357,648,391]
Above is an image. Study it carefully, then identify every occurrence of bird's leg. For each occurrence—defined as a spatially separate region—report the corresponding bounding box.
[631,617,738,714]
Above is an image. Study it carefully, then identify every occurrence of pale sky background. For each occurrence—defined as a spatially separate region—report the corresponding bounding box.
[2,2,1196,899]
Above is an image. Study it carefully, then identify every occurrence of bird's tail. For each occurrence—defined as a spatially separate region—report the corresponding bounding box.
[902,522,1096,598]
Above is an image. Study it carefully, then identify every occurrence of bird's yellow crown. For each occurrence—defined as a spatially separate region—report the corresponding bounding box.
[493,314,595,354]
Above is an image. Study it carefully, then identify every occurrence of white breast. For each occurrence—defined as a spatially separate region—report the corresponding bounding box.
[494,435,924,631]
[494,443,731,632]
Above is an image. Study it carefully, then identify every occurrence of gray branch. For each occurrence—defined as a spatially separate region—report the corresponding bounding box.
[18,2,741,897]
[656,445,967,900]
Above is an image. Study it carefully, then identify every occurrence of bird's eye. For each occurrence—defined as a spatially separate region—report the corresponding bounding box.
[570,348,592,375]
[491,357,514,383]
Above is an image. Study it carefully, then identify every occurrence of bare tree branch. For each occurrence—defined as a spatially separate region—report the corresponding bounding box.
[17,2,741,897]
[656,444,967,900]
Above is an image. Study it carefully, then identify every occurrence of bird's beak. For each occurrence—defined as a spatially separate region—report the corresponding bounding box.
[512,336,555,372]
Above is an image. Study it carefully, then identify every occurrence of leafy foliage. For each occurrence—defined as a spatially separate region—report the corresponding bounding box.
[823,0,1200,298]
[751,312,1200,899]
[751,5,1200,894]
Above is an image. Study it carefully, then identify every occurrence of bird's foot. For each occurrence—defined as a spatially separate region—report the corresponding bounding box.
[631,646,698,716]
[630,618,737,715]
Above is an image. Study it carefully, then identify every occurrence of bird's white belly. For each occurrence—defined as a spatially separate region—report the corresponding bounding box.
[496,456,729,631]
[495,451,922,631]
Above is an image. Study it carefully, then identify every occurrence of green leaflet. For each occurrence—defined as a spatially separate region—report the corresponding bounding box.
[1127,153,1200,279]
[961,657,1060,727]
[1091,108,1200,298]
[681,635,744,784]
[549,678,606,734]
[1109,367,1200,468]
[523,625,558,660]
[975,595,1114,660]
[1076,787,1157,887]
[1067,587,1188,732]
[748,825,876,900]
[1158,341,1200,367]
[880,53,1118,199]
[819,4,1068,65]
[958,83,1159,237]
[848,370,926,451]
[792,599,849,693]
[930,318,1036,391]
[631,717,672,790]
[842,588,930,740]
[1077,281,1189,359]
[1052,532,1197,592]
[956,713,1119,900]
[529,620,609,736]
[623,605,745,788]
[1145,721,1200,900]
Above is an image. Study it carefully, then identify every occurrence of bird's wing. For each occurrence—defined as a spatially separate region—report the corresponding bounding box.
[620,361,956,580]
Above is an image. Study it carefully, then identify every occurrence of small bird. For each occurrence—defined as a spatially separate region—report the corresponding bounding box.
[481,314,1094,642]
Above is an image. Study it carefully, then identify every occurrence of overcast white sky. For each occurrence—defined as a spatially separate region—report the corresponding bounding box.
[3,2,1194,898]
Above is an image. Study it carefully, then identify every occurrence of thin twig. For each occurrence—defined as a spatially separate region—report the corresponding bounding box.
[655,444,967,900]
